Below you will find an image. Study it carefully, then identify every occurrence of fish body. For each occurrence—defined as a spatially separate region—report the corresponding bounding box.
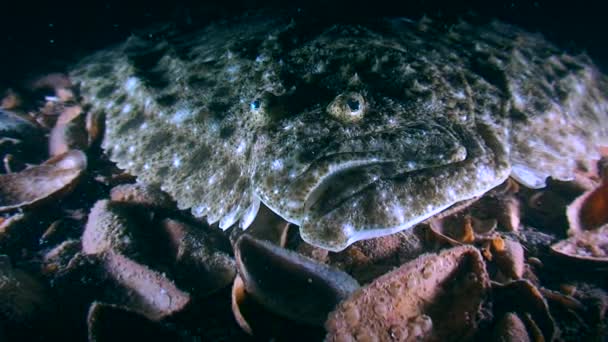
[70,13,608,251]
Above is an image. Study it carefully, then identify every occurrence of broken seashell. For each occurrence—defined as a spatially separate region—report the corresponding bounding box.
[81,200,141,256]
[0,108,41,141]
[161,218,236,295]
[0,150,87,212]
[566,182,608,234]
[235,234,359,326]
[102,251,191,321]
[1,89,21,109]
[346,229,425,265]
[496,196,522,232]
[0,109,45,165]
[493,238,525,280]
[42,239,81,276]
[428,214,475,245]
[87,301,182,341]
[31,73,73,98]
[550,225,608,265]
[491,312,531,342]
[325,245,490,341]
[520,313,545,342]
[471,216,498,236]
[540,287,585,312]
[230,203,290,248]
[49,105,87,156]
[0,213,30,258]
[320,228,427,284]
[39,220,65,246]
[491,280,556,341]
[231,274,327,339]
[110,183,175,210]
[85,109,104,146]
[231,276,254,335]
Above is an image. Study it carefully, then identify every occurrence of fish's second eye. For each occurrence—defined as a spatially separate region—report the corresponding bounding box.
[250,99,261,111]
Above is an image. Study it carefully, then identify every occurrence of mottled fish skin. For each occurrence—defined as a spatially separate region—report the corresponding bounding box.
[70,13,608,251]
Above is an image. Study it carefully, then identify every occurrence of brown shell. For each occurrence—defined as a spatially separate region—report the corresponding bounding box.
[109,183,175,210]
[49,105,87,156]
[102,251,191,321]
[566,182,608,234]
[81,200,141,256]
[491,280,556,341]
[550,225,608,265]
[491,312,532,342]
[0,150,87,212]
[325,245,490,341]
[161,218,236,296]
[234,234,359,326]
[493,238,525,280]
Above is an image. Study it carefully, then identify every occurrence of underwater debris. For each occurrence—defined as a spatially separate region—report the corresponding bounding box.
[234,234,359,326]
[161,218,236,295]
[30,73,74,103]
[102,251,191,321]
[491,280,557,341]
[325,245,490,341]
[1,90,21,109]
[231,276,254,335]
[493,238,526,280]
[41,239,81,276]
[550,225,608,265]
[0,149,87,212]
[491,312,532,342]
[49,105,88,156]
[110,183,175,210]
[229,202,290,247]
[0,213,30,258]
[81,199,142,256]
[567,182,608,234]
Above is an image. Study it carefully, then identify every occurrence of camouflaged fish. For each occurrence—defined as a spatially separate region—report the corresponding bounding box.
[70,13,608,251]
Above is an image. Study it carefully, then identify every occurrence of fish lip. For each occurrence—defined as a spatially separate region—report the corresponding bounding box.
[255,153,397,226]
[302,161,389,214]
[289,121,466,181]
[260,121,467,221]
[280,155,398,214]
[276,140,465,218]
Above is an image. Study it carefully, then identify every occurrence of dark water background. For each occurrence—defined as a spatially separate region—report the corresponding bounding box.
[0,0,606,89]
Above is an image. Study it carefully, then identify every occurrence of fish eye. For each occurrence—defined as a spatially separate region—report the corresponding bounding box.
[327,92,366,123]
[250,99,261,111]
[346,97,360,112]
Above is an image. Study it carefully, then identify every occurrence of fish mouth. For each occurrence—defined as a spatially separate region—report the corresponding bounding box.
[256,119,468,225]
[283,154,395,211]
[258,154,398,226]
[300,157,397,218]
[280,149,466,224]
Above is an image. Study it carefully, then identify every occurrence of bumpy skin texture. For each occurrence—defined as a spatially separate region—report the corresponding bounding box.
[70,13,608,251]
